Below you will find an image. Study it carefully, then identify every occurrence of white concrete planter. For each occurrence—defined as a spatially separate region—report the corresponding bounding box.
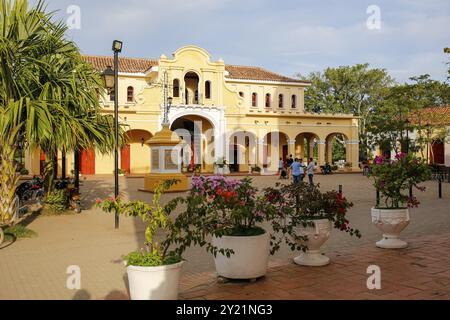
[126,261,184,300]
[294,218,332,266]
[215,166,224,175]
[212,231,269,279]
[371,207,410,249]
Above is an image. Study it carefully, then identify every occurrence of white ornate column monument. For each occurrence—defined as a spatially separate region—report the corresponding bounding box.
[142,98,189,192]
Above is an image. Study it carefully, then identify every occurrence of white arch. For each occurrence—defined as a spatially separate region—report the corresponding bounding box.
[169,110,218,130]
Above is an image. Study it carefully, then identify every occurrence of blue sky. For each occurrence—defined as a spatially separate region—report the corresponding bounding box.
[42,0,450,83]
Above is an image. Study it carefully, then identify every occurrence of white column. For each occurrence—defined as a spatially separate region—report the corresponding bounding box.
[345,140,360,170]
[317,140,326,166]
[287,139,296,157]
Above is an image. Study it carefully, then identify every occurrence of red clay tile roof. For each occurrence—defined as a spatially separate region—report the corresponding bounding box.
[82,55,158,74]
[81,55,308,84]
[224,64,308,83]
[409,106,450,125]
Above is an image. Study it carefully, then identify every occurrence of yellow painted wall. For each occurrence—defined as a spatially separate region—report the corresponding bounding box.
[24,45,360,175]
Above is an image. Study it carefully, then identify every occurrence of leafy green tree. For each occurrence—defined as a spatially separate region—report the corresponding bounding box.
[445,47,450,80]
[0,0,121,222]
[297,64,394,161]
[367,75,450,158]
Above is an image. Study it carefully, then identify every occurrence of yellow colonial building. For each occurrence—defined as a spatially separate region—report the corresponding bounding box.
[24,45,360,176]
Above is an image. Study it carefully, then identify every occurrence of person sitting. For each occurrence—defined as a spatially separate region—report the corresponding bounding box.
[321,162,332,175]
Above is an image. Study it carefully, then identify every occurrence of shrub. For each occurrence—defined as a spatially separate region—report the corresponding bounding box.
[369,153,431,208]
[96,179,233,266]
[251,166,262,173]
[124,250,181,267]
[188,176,270,236]
[46,189,69,212]
[262,182,361,254]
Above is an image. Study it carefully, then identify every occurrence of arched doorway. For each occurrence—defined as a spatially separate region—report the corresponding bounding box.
[184,72,199,105]
[121,129,153,174]
[263,131,289,171]
[171,115,214,172]
[228,131,257,173]
[295,132,320,162]
[325,133,348,166]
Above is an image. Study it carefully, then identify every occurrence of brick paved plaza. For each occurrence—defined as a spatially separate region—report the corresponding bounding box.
[0,174,449,300]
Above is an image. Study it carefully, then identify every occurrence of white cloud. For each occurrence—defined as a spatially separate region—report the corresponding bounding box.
[43,0,450,82]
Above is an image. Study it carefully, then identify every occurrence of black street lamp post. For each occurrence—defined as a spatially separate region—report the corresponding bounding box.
[101,40,123,229]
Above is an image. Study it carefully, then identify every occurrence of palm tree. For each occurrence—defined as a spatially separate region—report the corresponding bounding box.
[0,0,122,222]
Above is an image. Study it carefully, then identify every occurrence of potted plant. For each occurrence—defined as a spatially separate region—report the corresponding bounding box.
[368,153,431,248]
[116,169,126,176]
[263,182,361,266]
[214,157,227,175]
[96,180,231,300]
[344,162,352,172]
[183,175,272,280]
[251,166,262,175]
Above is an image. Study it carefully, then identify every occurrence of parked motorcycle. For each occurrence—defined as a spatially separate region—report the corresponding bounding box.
[15,176,44,205]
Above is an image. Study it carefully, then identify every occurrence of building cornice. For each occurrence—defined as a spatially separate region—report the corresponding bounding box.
[225,78,310,87]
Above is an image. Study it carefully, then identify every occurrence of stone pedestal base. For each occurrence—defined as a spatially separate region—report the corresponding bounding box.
[376,236,408,249]
[141,173,189,193]
[294,251,330,266]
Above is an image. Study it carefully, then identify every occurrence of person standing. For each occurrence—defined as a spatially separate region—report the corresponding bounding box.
[290,158,301,184]
[307,157,315,187]
[278,158,284,176]
[299,158,305,181]
[286,155,294,178]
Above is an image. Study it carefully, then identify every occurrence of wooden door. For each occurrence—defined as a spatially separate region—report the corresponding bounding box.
[431,141,445,164]
[121,144,131,173]
[80,149,95,175]
[282,145,288,162]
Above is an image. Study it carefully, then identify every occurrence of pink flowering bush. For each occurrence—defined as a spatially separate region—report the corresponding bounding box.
[262,182,361,254]
[368,153,431,208]
[187,176,270,236]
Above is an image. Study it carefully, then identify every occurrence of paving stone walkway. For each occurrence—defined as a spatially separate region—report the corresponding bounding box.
[105,232,450,300]
[1,174,449,300]
[177,232,450,300]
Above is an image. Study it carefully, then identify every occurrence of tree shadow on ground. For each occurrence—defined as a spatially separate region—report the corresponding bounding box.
[79,179,117,210]
[72,289,91,300]
[72,288,129,300]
